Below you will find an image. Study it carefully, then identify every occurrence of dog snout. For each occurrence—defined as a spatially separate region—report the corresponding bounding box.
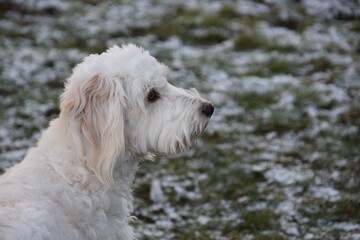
[200,102,214,118]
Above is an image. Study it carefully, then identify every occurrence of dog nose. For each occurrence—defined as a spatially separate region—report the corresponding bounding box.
[200,102,214,118]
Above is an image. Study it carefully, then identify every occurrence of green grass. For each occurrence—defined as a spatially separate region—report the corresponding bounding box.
[239,209,281,232]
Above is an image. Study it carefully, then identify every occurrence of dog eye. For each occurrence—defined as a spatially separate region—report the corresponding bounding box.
[147,88,160,102]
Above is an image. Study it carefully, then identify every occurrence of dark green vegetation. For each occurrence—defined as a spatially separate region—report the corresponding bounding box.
[0,0,359,239]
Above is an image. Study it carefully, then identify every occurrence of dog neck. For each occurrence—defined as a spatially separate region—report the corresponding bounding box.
[29,118,140,192]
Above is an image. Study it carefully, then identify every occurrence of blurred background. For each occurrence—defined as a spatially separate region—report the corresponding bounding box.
[0,0,360,239]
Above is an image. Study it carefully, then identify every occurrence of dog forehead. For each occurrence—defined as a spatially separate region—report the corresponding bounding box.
[150,76,167,89]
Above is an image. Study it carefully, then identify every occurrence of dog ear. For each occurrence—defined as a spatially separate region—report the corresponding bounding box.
[60,74,126,187]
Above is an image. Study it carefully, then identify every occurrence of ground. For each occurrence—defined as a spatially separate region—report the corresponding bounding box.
[0,0,359,239]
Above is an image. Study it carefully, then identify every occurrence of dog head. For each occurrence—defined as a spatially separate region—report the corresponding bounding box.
[59,45,213,186]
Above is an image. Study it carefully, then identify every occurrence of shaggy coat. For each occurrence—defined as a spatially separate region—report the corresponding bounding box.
[0,45,213,240]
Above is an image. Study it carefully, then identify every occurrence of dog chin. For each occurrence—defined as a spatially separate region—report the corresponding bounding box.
[171,130,205,155]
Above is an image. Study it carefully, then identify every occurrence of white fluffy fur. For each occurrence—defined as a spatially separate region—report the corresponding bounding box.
[0,45,213,240]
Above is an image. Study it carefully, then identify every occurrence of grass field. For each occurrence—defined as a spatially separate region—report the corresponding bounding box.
[0,0,359,239]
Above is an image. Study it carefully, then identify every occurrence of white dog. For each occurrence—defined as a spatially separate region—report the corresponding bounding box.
[0,45,213,240]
